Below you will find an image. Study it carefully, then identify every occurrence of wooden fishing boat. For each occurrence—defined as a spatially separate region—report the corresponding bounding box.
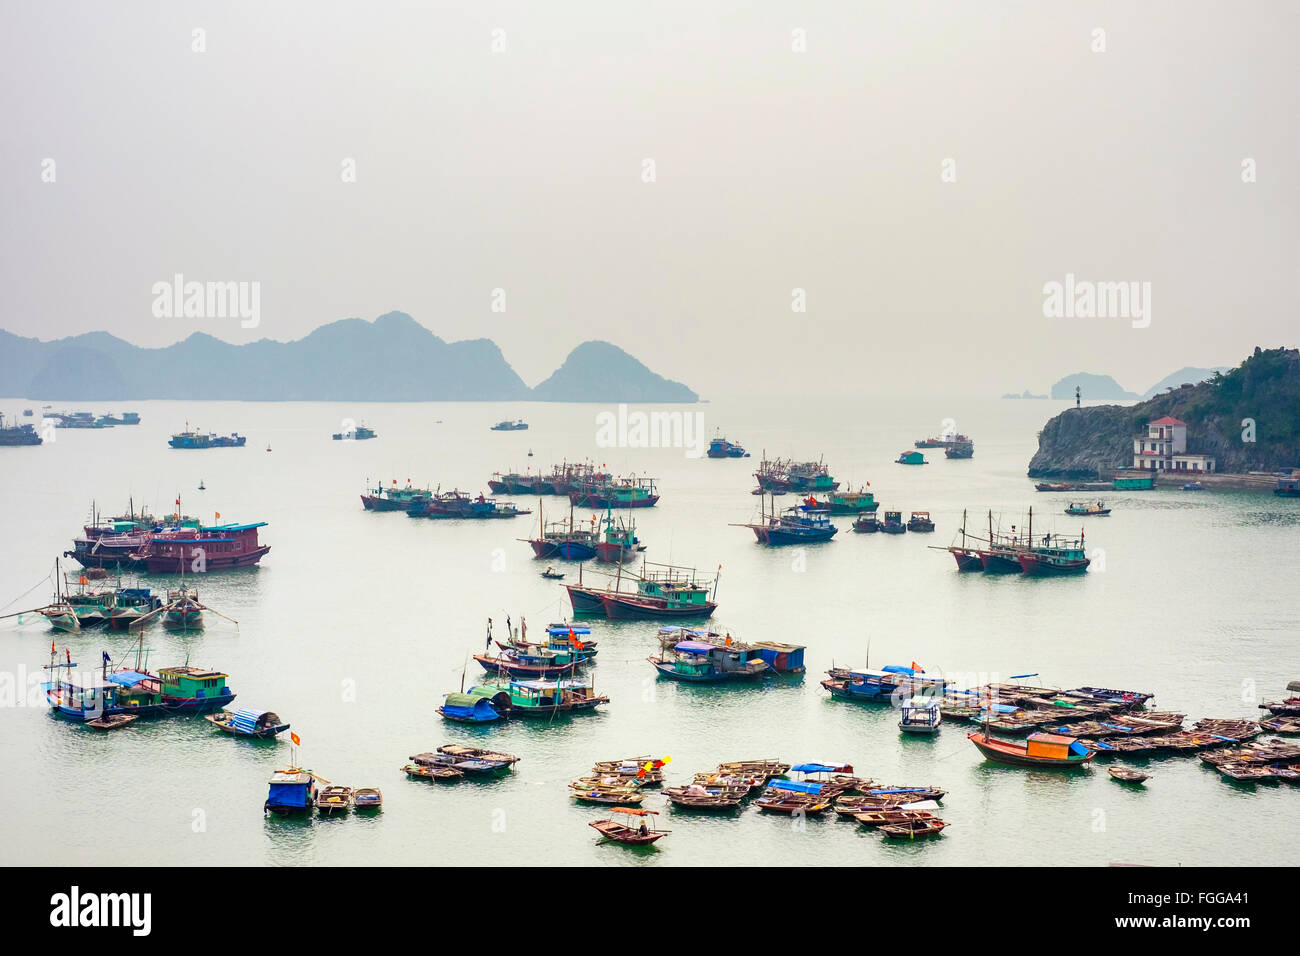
[649,640,770,683]
[663,785,747,809]
[541,568,566,580]
[410,751,515,775]
[402,763,464,781]
[969,730,1094,768]
[593,756,667,785]
[436,744,520,766]
[473,677,609,718]
[361,482,432,512]
[879,818,948,839]
[570,780,645,805]
[589,808,669,845]
[1260,715,1300,734]
[1107,767,1150,784]
[822,665,948,704]
[474,648,584,680]
[85,713,137,731]
[906,511,935,532]
[1065,501,1111,516]
[754,781,834,815]
[815,488,878,515]
[879,510,906,534]
[522,501,599,560]
[315,785,353,814]
[852,514,879,533]
[853,809,938,828]
[707,435,749,458]
[753,455,839,493]
[594,510,642,563]
[569,476,659,509]
[490,419,529,431]
[716,758,790,780]
[733,494,838,545]
[206,708,290,739]
[1261,697,1300,717]
[352,788,383,810]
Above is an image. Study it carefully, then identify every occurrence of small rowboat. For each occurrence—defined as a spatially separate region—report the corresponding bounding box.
[435,744,520,766]
[85,713,137,731]
[402,763,464,781]
[352,787,383,810]
[663,785,746,809]
[589,808,670,846]
[315,785,353,814]
[879,817,948,839]
[570,785,645,806]
[205,708,290,739]
[1107,767,1150,784]
[541,569,566,580]
[854,809,938,828]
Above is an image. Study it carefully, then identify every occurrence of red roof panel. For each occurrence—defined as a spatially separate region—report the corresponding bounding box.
[1148,416,1186,426]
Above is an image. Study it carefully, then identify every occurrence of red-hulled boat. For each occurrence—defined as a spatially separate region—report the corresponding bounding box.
[132,523,270,573]
[968,730,1094,769]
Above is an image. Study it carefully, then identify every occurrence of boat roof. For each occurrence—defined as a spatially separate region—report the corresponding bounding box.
[673,641,717,654]
[233,708,270,720]
[269,771,312,784]
[850,667,916,678]
[106,670,153,687]
[768,780,823,795]
[511,678,590,690]
[158,666,227,678]
[202,522,267,532]
[546,626,591,635]
[1027,732,1077,745]
[791,762,849,774]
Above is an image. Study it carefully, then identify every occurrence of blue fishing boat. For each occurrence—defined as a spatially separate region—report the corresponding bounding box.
[648,640,770,683]
[264,769,318,815]
[821,664,949,704]
[707,435,749,458]
[44,669,121,722]
[734,496,838,545]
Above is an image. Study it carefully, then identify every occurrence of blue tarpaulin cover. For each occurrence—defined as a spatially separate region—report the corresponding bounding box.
[768,780,823,794]
[231,709,268,734]
[673,641,716,654]
[791,762,844,774]
[106,671,152,687]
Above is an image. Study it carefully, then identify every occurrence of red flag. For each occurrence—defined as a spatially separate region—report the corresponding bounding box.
[175,498,180,506]
[912,661,923,672]
[290,732,301,747]
[51,639,56,654]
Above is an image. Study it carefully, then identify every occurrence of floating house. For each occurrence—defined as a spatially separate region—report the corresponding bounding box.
[896,450,926,465]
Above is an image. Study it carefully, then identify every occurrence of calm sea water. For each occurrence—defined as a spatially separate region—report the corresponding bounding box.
[2,396,1296,866]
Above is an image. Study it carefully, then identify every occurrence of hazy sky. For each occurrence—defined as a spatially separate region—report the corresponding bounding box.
[2,2,1295,397]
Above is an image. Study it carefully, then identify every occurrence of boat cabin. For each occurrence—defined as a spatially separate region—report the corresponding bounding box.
[751,641,806,674]
[158,666,230,702]
[265,770,316,813]
[1025,732,1089,760]
[896,451,926,465]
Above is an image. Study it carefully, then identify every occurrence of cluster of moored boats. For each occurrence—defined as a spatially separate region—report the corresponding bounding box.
[58,501,271,574]
[935,507,1092,575]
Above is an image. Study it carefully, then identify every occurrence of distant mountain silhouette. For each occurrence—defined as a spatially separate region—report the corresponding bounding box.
[532,341,697,403]
[0,313,697,403]
[1138,366,1228,400]
[1049,372,1138,401]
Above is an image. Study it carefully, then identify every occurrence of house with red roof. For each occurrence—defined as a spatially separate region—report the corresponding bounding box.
[1132,416,1215,473]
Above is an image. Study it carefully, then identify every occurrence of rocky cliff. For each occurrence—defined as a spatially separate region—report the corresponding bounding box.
[1028,347,1300,477]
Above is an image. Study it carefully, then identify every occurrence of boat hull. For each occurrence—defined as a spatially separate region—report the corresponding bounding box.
[952,550,983,571]
[979,551,1023,573]
[143,547,270,573]
[600,594,717,621]
[1017,553,1090,575]
[530,539,598,561]
[566,585,608,613]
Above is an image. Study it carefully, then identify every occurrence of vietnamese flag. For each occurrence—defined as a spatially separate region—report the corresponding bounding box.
[291,732,301,747]
[912,661,923,672]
